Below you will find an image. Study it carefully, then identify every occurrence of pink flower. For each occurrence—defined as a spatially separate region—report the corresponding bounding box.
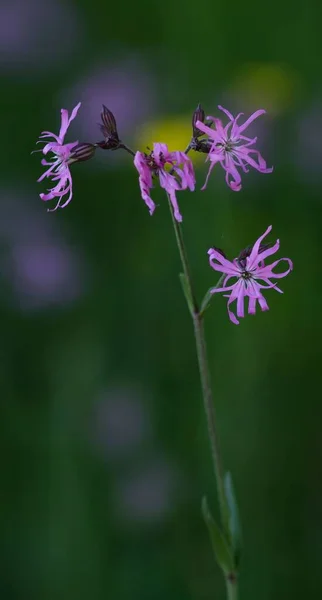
[196,106,273,191]
[134,143,195,222]
[208,226,293,325]
[36,102,81,211]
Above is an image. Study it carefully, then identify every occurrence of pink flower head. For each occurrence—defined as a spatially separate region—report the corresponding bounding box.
[134,143,195,222]
[208,226,293,325]
[196,106,273,191]
[36,102,81,211]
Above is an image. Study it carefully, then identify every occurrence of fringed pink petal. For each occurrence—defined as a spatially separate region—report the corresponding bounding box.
[247,226,272,269]
[167,189,182,222]
[256,258,293,279]
[236,109,266,134]
[224,155,242,191]
[217,105,235,121]
[249,239,280,268]
[58,102,81,142]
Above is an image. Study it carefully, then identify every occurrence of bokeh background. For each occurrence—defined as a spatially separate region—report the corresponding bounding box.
[1,1,321,598]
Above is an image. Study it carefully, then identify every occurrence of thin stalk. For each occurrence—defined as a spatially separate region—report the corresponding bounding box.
[193,311,229,532]
[226,577,238,600]
[168,199,198,313]
[119,143,135,156]
[167,194,229,532]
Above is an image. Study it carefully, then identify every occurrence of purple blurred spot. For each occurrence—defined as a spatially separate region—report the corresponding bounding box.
[93,385,151,460]
[0,0,81,73]
[9,242,82,309]
[0,191,85,311]
[116,459,177,523]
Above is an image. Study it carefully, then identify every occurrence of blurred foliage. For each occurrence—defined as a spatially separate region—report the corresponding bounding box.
[1,0,322,599]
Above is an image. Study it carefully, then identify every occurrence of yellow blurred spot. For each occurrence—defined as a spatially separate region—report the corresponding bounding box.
[135,115,204,163]
[230,63,301,114]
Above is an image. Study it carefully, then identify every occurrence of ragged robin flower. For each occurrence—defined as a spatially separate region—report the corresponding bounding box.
[195,106,273,191]
[208,225,293,325]
[134,143,195,222]
[36,102,95,212]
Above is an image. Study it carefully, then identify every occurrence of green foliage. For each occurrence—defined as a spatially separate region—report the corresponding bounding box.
[202,496,235,575]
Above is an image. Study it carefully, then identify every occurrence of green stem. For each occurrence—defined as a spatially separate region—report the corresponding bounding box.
[226,578,238,600]
[193,312,229,532]
[168,199,198,313]
[167,194,229,533]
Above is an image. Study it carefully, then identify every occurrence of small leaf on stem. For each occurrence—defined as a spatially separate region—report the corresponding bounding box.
[200,287,213,315]
[202,496,235,575]
[200,275,224,316]
[179,272,194,316]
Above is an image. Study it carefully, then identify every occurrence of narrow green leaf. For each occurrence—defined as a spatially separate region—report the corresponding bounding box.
[200,275,224,316]
[200,288,213,315]
[202,496,235,575]
[179,273,194,315]
[224,472,243,566]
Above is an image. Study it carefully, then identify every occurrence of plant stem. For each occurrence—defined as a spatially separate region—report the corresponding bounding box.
[193,312,229,532]
[119,142,136,156]
[168,199,198,314]
[167,195,229,532]
[226,578,238,600]
[168,197,239,598]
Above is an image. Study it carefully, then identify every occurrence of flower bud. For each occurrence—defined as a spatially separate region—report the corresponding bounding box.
[237,242,274,268]
[97,105,120,149]
[237,244,252,268]
[190,138,212,153]
[68,143,96,164]
[192,103,205,137]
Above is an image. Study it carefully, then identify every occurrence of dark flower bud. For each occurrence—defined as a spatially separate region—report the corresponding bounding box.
[97,105,120,150]
[237,241,274,268]
[237,244,252,268]
[192,103,205,138]
[68,143,96,164]
[190,137,212,153]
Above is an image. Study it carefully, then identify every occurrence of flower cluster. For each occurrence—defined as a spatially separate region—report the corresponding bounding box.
[34,101,292,324]
[35,103,271,214]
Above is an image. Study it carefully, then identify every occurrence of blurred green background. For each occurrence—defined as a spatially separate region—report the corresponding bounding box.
[1,0,321,598]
